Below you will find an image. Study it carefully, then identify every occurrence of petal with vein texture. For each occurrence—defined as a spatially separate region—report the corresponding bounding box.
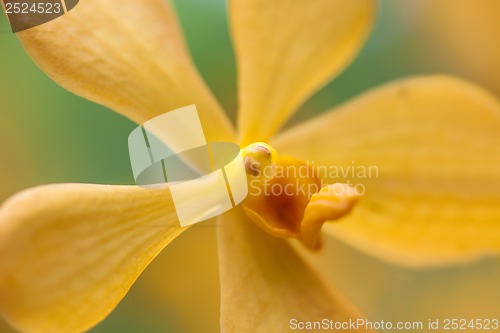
[0,184,184,333]
[13,0,234,142]
[217,207,372,333]
[273,76,500,267]
[230,0,376,143]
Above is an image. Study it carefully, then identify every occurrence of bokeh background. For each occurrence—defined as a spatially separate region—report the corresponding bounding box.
[1,0,500,332]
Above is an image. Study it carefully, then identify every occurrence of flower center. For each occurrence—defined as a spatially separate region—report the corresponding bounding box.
[240,142,361,250]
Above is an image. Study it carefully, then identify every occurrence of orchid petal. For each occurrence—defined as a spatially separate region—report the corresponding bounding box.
[0,184,184,332]
[217,207,372,332]
[273,76,500,267]
[13,0,234,142]
[230,0,376,143]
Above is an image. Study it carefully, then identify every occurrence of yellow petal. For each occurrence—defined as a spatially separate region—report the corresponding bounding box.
[217,207,371,333]
[0,184,184,333]
[14,0,234,142]
[273,76,500,267]
[231,0,376,144]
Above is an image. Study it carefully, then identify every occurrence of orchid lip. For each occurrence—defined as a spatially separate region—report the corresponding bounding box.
[240,143,362,251]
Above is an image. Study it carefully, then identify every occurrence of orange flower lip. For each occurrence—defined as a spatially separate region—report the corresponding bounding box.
[241,143,362,250]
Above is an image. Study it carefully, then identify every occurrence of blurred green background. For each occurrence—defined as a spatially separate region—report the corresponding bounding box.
[1,0,500,332]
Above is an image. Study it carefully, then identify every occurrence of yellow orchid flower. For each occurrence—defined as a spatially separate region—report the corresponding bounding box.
[1,1,500,333]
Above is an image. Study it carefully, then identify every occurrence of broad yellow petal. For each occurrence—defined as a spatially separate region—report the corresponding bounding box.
[13,0,234,142]
[231,0,376,144]
[217,207,372,332]
[0,184,184,333]
[273,76,500,267]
